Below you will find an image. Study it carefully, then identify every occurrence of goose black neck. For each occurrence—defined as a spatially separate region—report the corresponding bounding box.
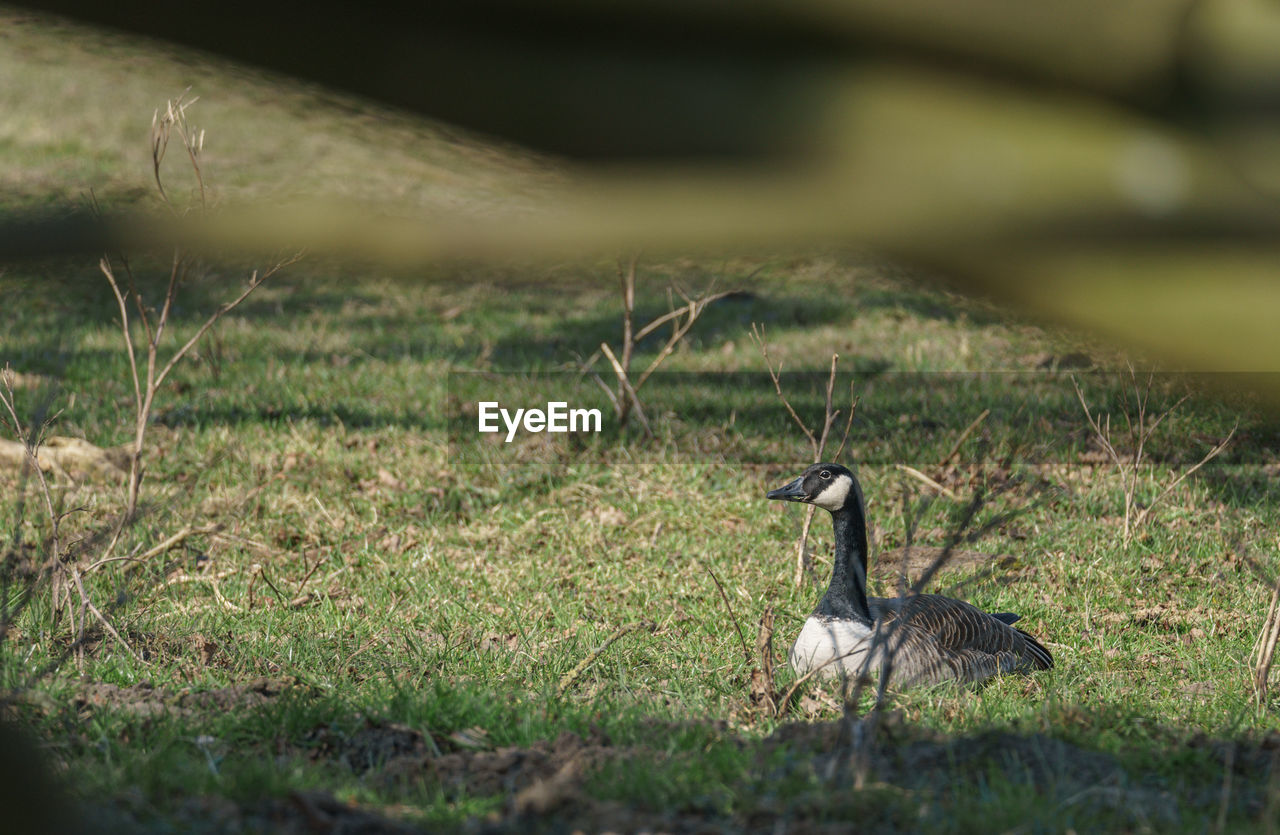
[817,504,872,624]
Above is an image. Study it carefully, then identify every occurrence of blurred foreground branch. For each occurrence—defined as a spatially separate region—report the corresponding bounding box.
[5,4,1280,380]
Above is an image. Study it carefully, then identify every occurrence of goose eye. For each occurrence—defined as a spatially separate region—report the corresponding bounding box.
[820,470,831,479]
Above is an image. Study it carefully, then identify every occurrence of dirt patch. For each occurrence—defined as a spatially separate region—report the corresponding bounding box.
[1095,602,1251,637]
[73,676,298,718]
[306,718,622,802]
[0,435,130,481]
[255,790,423,834]
[428,729,619,800]
[307,719,430,774]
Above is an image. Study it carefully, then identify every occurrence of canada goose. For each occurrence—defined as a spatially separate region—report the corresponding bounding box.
[767,463,1052,687]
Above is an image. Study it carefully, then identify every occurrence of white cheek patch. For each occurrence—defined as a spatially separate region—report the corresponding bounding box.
[812,474,853,511]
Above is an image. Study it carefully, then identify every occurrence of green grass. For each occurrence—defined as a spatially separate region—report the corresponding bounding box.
[3,9,1280,833]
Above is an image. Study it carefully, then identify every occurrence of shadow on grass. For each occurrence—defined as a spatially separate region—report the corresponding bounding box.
[3,261,1273,517]
[2,256,868,373]
[14,675,1277,833]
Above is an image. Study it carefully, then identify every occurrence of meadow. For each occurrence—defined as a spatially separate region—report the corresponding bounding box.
[1,10,1277,833]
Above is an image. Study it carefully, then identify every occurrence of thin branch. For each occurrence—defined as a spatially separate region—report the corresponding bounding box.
[556,621,653,697]
[599,341,653,437]
[119,257,156,357]
[294,553,325,600]
[259,567,288,606]
[633,299,707,343]
[154,258,297,391]
[753,324,857,587]
[1071,376,1123,468]
[634,290,733,390]
[700,559,751,665]
[84,523,224,575]
[941,408,990,466]
[1250,561,1280,701]
[816,353,840,458]
[1133,421,1237,531]
[1074,372,1229,547]
[832,380,859,461]
[153,250,182,351]
[776,661,827,717]
[751,323,817,454]
[70,569,141,663]
[580,362,621,410]
[894,464,960,501]
[151,107,171,209]
[99,259,143,417]
[617,256,636,411]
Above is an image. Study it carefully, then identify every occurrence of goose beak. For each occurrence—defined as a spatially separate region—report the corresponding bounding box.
[766,476,807,503]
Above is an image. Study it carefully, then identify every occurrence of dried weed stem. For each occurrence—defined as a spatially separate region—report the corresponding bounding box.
[751,323,856,587]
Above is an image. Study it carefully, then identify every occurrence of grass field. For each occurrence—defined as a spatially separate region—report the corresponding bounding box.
[2,10,1279,834]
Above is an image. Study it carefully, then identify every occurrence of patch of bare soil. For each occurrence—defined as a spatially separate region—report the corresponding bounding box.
[253,790,424,834]
[0,435,130,481]
[305,719,624,806]
[1095,602,1251,637]
[72,676,298,717]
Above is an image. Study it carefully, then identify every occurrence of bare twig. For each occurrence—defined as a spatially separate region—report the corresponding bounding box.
[832,380,859,461]
[151,91,203,211]
[893,464,960,501]
[752,607,778,715]
[751,322,817,453]
[6,94,303,672]
[1073,371,1233,547]
[599,341,652,437]
[153,262,297,393]
[592,257,734,435]
[556,621,653,697]
[816,353,840,455]
[634,290,734,391]
[699,560,751,665]
[259,567,288,606]
[107,93,302,537]
[792,507,821,589]
[293,553,325,600]
[84,523,224,575]
[100,258,143,428]
[941,408,990,466]
[776,661,830,717]
[1248,545,1280,703]
[1132,422,1236,531]
[71,568,142,662]
[162,568,238,588]
[247,564,261,610]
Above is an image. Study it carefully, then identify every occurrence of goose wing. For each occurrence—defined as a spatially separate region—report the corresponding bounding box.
[868,594,1053,687]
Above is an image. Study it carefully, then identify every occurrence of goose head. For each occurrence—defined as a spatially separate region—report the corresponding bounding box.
[766,463,859,513]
